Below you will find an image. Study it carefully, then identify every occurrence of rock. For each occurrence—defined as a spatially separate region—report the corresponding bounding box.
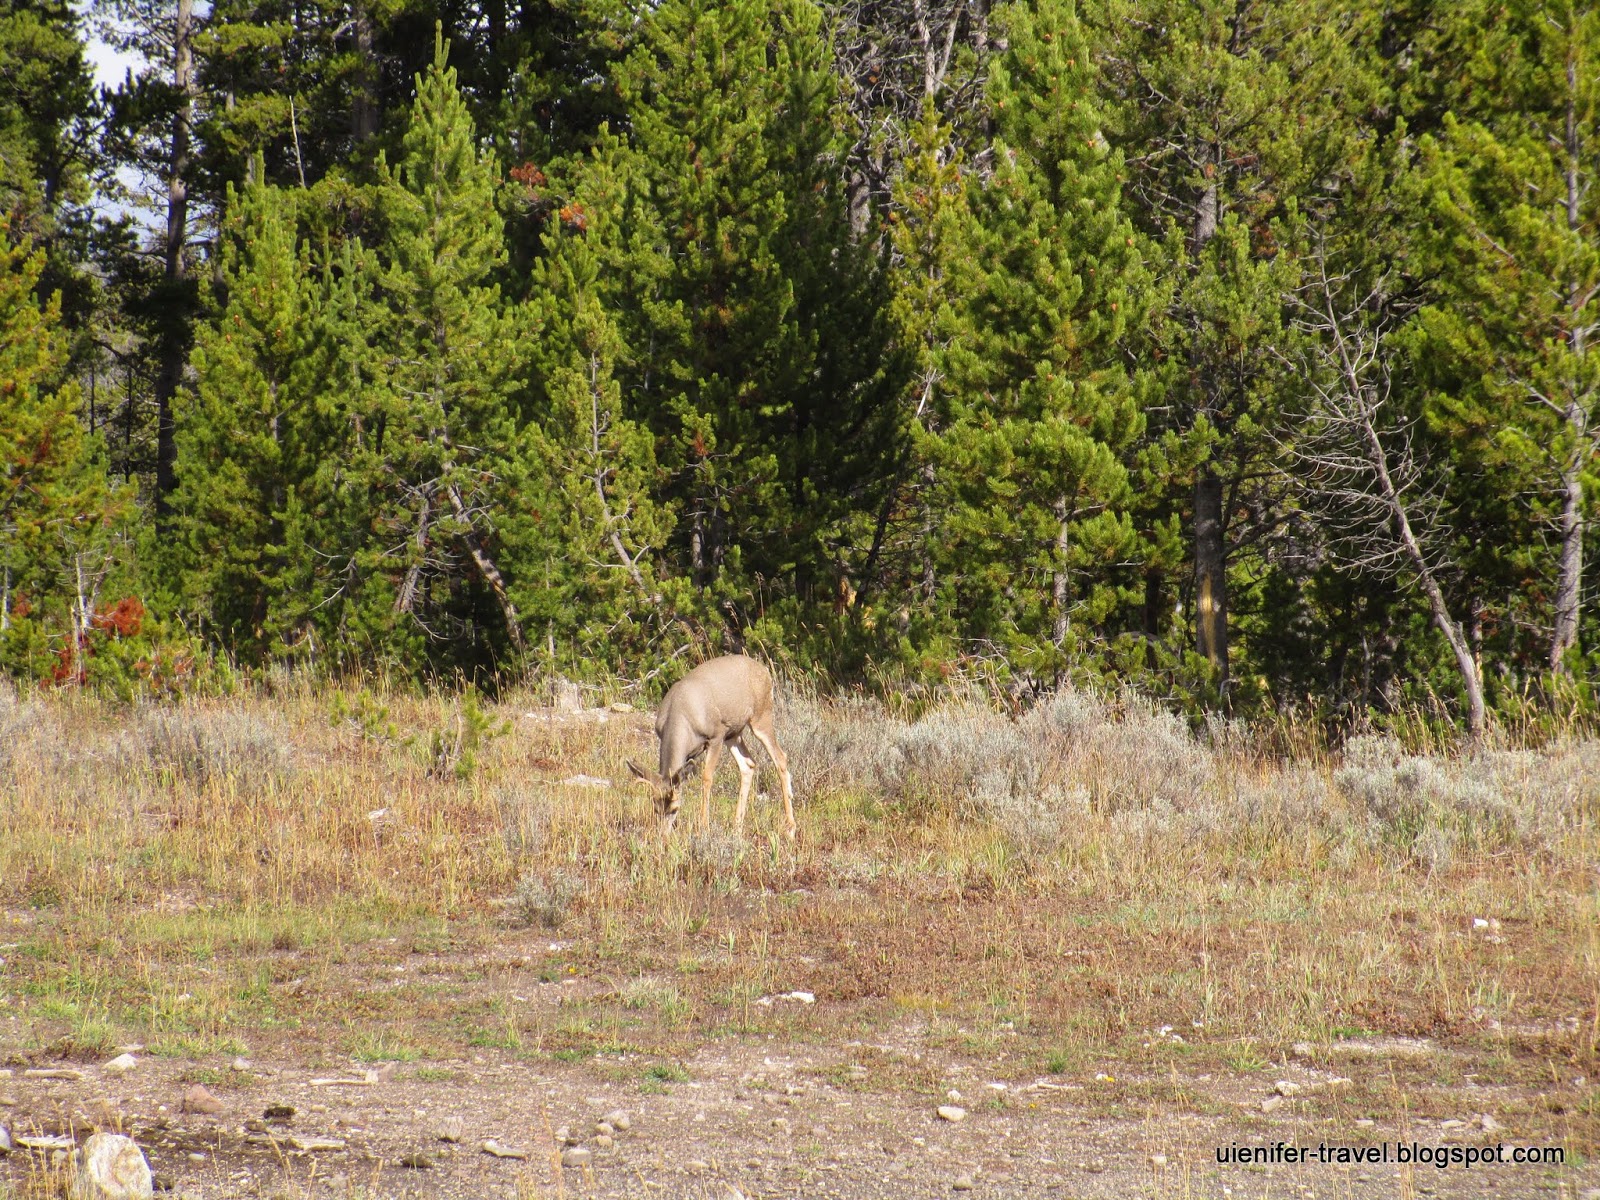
[180,1086,224,1116]
[936,1106,966,1122]
[1273,1080,1302,1097]
[102,1055,139,1075]
[560,774,612,789]
[17,1135,76,1151]
[1477,1113,1501,1133]
[151,1172,174,1192]
[0,1123,10,1154]
[1355,1118,1375,1128]
[244,1119,268,1133]
[1439,1119,1465,1130]
[435,1116,464,1143]
[262,1105,295,1123]
[1261,1096,1284,1113]
[561,1147,592,1168]
[594,1121,613,1137]
[952,1175,974,1191]
[601,1110,632,1132]
[26,1068,85,1081]
[1150,1154,1168,1167]
[397,1152,434,1169]
[480,1139,528,1160]
[69,1133,153,1200]
[0,1095,15,1106]
[289,1138,346,1152]
[946,1088,962,1102]
[1291,1042,1316,1058]
[230,1058,252,1072]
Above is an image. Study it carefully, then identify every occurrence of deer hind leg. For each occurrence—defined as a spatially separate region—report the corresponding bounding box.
[699,739,723,834]
[728,738,757,834]
[748,711,796,839]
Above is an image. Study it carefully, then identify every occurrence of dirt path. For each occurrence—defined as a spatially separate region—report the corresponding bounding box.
[3,1034,1592,1199]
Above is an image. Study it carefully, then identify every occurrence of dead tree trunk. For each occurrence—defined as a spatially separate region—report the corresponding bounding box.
[152,0,194,519]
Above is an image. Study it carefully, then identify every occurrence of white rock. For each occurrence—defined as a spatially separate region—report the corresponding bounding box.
[559,775,612,789]
[1261,1096,1285,1113]
[936,1106,966,1122]
[1477,1113,1501,1132]
[480,1139,527,1160]
[1150,1154,1168,1167]
[602,1109,632,1131]
[102,1054,139,1075]
[70,1133,153,1200]
[1273,1080,1302,1097]
[561,1146,592,1168]
[0,1123,11,1153]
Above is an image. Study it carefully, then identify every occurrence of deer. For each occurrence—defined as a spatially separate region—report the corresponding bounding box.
[627,654,797,840]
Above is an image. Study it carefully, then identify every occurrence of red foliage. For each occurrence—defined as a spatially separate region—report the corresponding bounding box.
[91,596,145,637]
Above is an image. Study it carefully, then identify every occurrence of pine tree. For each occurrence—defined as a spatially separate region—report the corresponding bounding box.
[1092,0,1382,694]
[512,146,679,667]
[612,0,846,621]
[365,32,528,660]
[1408,0,1600,677]
[0,231,122,674]
[925,0,1155,676]
[172,173,328,659]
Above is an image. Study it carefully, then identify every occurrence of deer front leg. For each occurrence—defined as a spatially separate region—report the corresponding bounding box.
[748,715,796,840]
[699,739,723,834]
[728,739,757,834]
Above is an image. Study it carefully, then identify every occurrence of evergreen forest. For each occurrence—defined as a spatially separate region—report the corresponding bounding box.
[5,0,1600,736]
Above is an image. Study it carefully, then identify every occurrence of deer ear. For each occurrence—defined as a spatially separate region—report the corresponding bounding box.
[626,760,652,785]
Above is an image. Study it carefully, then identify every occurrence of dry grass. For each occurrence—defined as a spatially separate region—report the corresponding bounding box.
[0,678,1596,1151]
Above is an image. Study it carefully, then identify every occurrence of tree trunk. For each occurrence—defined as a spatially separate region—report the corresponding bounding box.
[152,0,194,519]
[352,5,379,142]
[1552,59,1587,671]
[1193,469,1227,680]
[1052,496,1070,647]
[1190,177,1227,685]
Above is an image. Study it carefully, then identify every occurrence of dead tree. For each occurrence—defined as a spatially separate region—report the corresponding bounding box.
[1289,235,1487,738]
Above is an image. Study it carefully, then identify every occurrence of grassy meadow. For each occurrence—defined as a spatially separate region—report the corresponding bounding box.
[1,676,1597,1183]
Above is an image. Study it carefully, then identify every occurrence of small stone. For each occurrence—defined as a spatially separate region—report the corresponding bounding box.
[151,1173,175,1192]
[397,1152,433,1169]
[0,1095,15,1106]
[308,1104,328,1114]
[1292,1042,1315,1058]
[937,1106,966,1122]
[1261,1096,1284,1113]
[1150,1154,1168,1167]
[687,1160,710,1173]
[1355,1118,1375,1128]
[263,1105,294,1122]
[1440,1119,1465,1130]
[180,1086,224,1116]
[435,1116,464,1143]
[946,1088,962,1102]
[0,1123,11,1154]
[1478,1113,1501,1133]
[1273,1081,1302,1097]
[290,1138,346,1152]
[594,1121,614,1137]
[601,1110,632,1131]
[952,1175,974,1191]
[186,1154,205,1163]
[593,1134,614,1150]
[480,1139,528,1160]
[26,1068,85,1081]
[70,1132,154,1200]
[243,1119,268,1133]
[561,1147,592,1168]
[102,1054,140,1075]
